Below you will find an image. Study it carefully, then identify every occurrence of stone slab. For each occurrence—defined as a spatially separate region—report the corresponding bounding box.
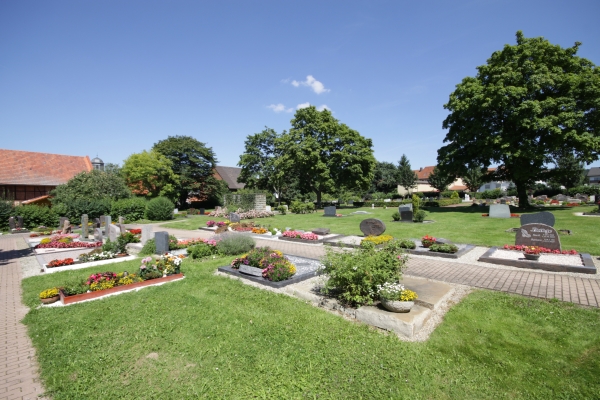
[359,218,386,236]
[324,206,337,216]
[312,228,330,235]
[516,223,561,250]
[405,242,477,259]
[478,247,596,274]
[489,204,511,218]
[520,211,555,227]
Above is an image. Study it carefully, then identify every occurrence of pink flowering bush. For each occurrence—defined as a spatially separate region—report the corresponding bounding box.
[282,231,319,240]
[503,244,578,255]
[206,220,216,227]
[49,233,80,241]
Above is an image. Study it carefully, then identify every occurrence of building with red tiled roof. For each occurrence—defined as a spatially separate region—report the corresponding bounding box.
[398,166,467,195]
[0,149,93,203]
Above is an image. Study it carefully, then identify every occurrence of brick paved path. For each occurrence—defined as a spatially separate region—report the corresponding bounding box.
[0,235,45,400]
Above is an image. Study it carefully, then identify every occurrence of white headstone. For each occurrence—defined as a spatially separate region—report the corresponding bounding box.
[141,226,153,245]
[464,194,470,201]
[265,205,272,212]
[489,204,511,218]
[109,224,120,242]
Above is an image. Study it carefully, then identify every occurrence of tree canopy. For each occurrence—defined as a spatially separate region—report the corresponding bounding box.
[152,135,219,207]
[462,166,488,193]
[121,150,179,201]
[371,161,398,194]
[51,170,131,206]
[397,154,417,195]
[437,31,600,207]
[277,106,376,207]
[427,166,455,193]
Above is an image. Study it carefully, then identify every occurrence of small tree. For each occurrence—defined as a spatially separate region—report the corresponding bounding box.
[397,154,417,197]
[121,150,179,201]
[462,166,488,193]
[427,166,455,195]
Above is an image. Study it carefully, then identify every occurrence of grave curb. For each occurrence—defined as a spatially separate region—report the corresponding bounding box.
[217,264,321,288]
[405,244,476,259]
[478,247,597,274]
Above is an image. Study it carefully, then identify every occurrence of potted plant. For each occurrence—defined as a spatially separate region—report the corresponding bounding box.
[39,288,60,304]
[523,246,542,261]
[377,282,418,313]
[421,235,437,248]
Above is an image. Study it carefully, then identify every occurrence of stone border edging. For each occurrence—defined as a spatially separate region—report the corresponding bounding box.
[217,265,321,288]
[478,247,597,274]
[42,255,136,274]
[405,244,476,259]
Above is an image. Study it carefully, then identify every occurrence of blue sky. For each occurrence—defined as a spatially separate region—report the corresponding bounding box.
[1,0,599,170]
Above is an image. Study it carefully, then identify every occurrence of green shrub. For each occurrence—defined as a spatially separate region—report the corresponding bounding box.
[391,212,400,221]
[12,205,59,229]
[429,243,459,253]
[320,241,407,306]
[111,197,147,222]
[215,233,256,255]
[567,185,600,196]
[397,239,416,249]
[412,194,421,214]
[145,197,175,221]
[140,239,156,256]
[276,205,287,215]
[422,198,461,207]
[290,201,315,214]
[413,210,427,223]
[102,239,120,254]
[60,198,112,221]
[451,191,459,199]
[188,243,219,259]
[0,193,14,231]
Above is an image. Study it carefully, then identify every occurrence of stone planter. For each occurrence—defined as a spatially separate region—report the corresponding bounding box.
[40,295,60,304]
[524,253,541,261]
[380,298,414,313]
[421,240,435,248]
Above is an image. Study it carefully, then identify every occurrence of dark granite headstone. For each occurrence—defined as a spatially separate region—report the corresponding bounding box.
[324,206,336,216]
[398,203,413,213]
[312,228,330,235]
[400,210,413,222]
[359,218,386,236]
[199,208,205,215]
[155,231,170,254]
[229,212,241,223]
[16,216,24,229]
[520,211,555,227]
[93,228,103,242]
[515,223,561,251]
[8,217,16,230]
[81,214,89,238]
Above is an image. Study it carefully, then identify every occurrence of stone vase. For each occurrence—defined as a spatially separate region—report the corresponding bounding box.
[524,253,541,261]
[380,298,414,313]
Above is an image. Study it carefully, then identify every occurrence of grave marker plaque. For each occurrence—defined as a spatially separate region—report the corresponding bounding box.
[489,204,511,218]
[324,206,336,216]
[154,232,169,254]
[312,228,330,235]
[515,223,561,251]
[359,218,386,236]
[520,211,555,227]
[229,212,241,223]
[400,211,413,222]
[199,208,205,215]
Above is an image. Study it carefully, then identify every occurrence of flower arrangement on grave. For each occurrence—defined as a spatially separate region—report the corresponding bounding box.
[421,235,437,248]
[361,235,394,245]
[428,243,459,254]
[187,238,220,259]
[550,199,560,205]
[230,222,255,232]
[251,227,268,234]
[522,246,543,255]
[129,229,142,235]
[377,282,418,302]
[230,247,296,282]
[282,231,319,240]
[47,258,75,268]
[566,203,581,207]
[39,288,59,299]
[217,221,228,227]
[503,244,577,255]
[78,251,116,262]
[481,214,489,217]
[206,220,216,227]
[335,214,343,217]
[35,241,102,249]
[139,253,183,279]
[510,213,520,217]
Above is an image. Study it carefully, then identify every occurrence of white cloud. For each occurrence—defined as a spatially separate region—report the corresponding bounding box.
[296,102,311,109]
[291,75,330,94]
[317,104,330,111]
[296,103,332,112]
[267,103,293,113]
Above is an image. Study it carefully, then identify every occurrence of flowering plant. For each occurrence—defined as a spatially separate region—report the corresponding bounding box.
[78,251,116,262]
[47,258,75,268]
[251,227,268,234]
[36,241,102,249]
[421,235,436,248]
[216,221,227,227]
[503,244,577,255]
[377,282,418,302]
[362,235,394,245]
[206,220,216,227]
[523,246,543,255]
[39,288,59,299]
[230,247,296,282]
[86,272,118,291]
[139,254,183,278]
[129,229,142,235]
[282,231,319,240]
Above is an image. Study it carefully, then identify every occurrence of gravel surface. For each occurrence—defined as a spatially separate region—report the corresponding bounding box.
[489,249,584,266]
[286,255,323,275]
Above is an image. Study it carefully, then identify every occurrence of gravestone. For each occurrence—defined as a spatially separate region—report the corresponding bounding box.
[265,205,272,212]
[464,194,470,201]
[229,212,241,223]
[555,194,568,202]
[312,228,330,235]
[576,194,589,202]
[520,211,555,227]
[400,210,413,222]
[154,231,169,254]
[8,217,16,230]
[93,218,101,228]
[16,216,24,229]
[119,223,126,234]
[141,225,153,245]
[93,228,103,242]
[398,203,413,213]
[81,214,89,239]
[173,208,178,214]
[109,224,119,242]
[359,218,386,236]
[104,216,111,232]
[118,216,124,225]
[500,199,506,204]
[568,199,581,204]
[324,206,336,216]
[61,219,71,234]
[199,208,205,215]
[590,195,596,203]
[99,215,105,226]
[489,204,511,218]
[516,223,561,251]
[59,217,67,229]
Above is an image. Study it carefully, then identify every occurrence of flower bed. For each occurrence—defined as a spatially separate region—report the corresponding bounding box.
[279,230,322,244]
[47,258,75,268]
[361,235,394,245]
[35,241,102,249]
[231,247,296,282]
[129,229,142,235]
[209,207,275,219]
[502,244,577,255]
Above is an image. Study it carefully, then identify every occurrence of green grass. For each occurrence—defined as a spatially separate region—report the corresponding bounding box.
[162,205,600,255]
[22,257,600,399]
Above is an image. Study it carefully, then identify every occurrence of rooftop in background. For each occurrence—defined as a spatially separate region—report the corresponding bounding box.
[0,149,93,186]
[214,166,245,191]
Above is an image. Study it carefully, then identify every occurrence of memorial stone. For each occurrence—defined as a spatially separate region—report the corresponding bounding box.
[94,228,103,242]
[590,195,596,203]
[93,218,101,228]
[516,223,561,251]
[400,210,413,222]
[99,215,105,226]
[324,206,336,216]
[141,225,153,245]
[398,203,412,213]
[359,218,386,236]
[312,228,330,235]
[59,217,67,229]
[81,214,89,239]
[229,212,241,223]
[556,194,568,202]
[500,199,506,204]
[109,224,119,242]
[8,217,16,230]
[104,216,111,232]
[265,205,272,212]
[61,219,71,234]
[520,211,555,227]
[16,216,24,229]
[489,204,511,218]
[119,223,126,234]
[118,216,124,225]
[464,194,470,201]
[199,208,205,215]
[154,231,170,254]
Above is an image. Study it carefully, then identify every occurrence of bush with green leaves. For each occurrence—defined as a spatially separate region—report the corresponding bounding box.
[215,233,256,255]
[110,197,147,222]
[412,194,421,214]
[276,205,287,215]
[188,242,220,259]
[58,198,112,221]
[413,210,427,223]
[290,201,315,214]
[145,197,175,221]
[12,205,59,229]
[320,240,408,306]
[391,212,400,221]
[0,192,14,231]
[139,235,180,256]
[429,243,459,253]
[397,239,416,249]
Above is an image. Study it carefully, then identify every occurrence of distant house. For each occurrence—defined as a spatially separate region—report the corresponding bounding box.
[587,167,600,185]
[0,149,94,204]
[477,167,513,192]
[397,166,466,195]
[214,166,245,191]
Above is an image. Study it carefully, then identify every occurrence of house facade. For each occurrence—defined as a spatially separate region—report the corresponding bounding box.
[0,149,93,204]
[587,167,600,185]
[397,166,467,195]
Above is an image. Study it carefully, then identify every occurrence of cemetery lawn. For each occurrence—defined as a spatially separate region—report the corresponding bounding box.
[163,205,600,255]
[21,257,600,399]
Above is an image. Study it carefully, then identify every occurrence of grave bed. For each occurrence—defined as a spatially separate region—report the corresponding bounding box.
[404,242,477,259]
[42,254,136,274]
[217,255,322,288]
[57,273,185,305]
[582,213,600,216]
[478,247,596,274]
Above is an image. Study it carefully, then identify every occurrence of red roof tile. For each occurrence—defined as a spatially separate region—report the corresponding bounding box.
[414,166,435,180]
[0,149,93,186]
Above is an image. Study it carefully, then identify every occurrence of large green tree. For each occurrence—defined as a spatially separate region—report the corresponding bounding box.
[278,106,376,207]
[437,31,600,207]
[427,166,455,194]
[51,170,131,205]
[547,151,586,190]
[371,161,398,193]
[121,150,179,201]
[152,136,219,207]
[396,154,418,196]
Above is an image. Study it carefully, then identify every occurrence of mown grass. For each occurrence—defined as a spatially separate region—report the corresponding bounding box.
[163,205,600,255]
[22,257,600,399]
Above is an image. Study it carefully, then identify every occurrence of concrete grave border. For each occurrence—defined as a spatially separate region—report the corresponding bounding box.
[478,247,596,274]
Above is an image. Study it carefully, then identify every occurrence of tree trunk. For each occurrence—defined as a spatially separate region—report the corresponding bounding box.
[515,182,530,209]
[316,191,322,209]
